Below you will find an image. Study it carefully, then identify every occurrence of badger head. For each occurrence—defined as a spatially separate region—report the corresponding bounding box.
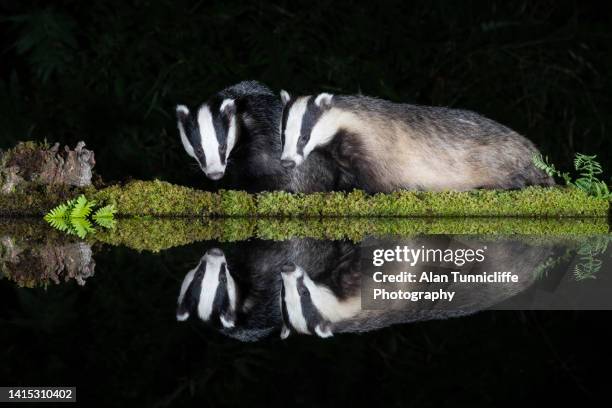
[279,262,337,339]
[176,98,238,181]
[176,248,238,329]
[279,91,335,169]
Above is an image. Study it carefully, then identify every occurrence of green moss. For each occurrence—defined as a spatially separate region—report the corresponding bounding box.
[94,218,250,252]
[91,180,218,216]
[1,217,608,253]
[1,179,609,217]
[254,217,609,241]
[96,183,610,217]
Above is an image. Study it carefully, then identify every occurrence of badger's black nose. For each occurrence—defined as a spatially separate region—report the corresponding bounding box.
[281,160,296,169]
[207,248,224,257]
[281,263,296,273]
[207,171,224,180]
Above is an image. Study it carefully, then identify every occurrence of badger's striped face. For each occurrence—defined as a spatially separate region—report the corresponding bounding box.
[279,92,334,169]
[279,263,333,338]
[176,248,237,329]
[176,99,238,180]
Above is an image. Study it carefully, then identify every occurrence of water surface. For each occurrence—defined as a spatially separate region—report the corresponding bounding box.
[1,218,611,405]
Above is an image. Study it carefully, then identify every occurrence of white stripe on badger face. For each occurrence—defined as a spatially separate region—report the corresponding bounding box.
[176,105,196,159]
[224,107,238,163]
[281,265,361,334]
[176,267,197,321]
[280,266,310,334]
[197,105,226,177]
[302,110,344,161]
[197,251,236,322]
[304,277,361,322]
[280,97,309,166]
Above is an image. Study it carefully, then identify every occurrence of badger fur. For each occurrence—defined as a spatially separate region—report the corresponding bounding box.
[176,244,285,342]
[176,81,353,192]
[176,248,239,330]
[279,236,555,338]
[279,91,555,192]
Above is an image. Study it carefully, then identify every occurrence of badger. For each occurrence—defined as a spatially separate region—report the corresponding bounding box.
[279,91,555,192]
[279,236,555,338]
[279,240,362,338]
[176,248,239,329]
[176,81,353,192]
[175,242,286,342]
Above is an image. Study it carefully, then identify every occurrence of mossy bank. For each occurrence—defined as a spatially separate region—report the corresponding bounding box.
[0,179,609,217]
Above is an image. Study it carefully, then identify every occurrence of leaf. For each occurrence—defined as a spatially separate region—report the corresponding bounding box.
[43,202,69,222]
[46,216,71,233]
[93,204,117,219]
[93,204,117,229]
[70,218,95,239]
[70,195,96,219]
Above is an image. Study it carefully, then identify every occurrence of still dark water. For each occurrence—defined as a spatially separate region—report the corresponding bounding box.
[1,221,611,406]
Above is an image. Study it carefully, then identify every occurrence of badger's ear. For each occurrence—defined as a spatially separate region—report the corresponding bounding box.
[176,105,190,121]
[280,90,291,105]
[280,325,291,339]
[220,310,236,329]
[314,321,333,338]
[314,93,333,109]
[220,98,236,116]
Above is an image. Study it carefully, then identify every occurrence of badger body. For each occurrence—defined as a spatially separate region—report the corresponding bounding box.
[280,92,554,193]
[176,81,351,192]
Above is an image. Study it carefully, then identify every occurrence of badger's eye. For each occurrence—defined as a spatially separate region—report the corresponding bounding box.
[299,287,309,297]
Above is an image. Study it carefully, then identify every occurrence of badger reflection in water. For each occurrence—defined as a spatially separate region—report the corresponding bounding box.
[280,236,559,339]
[177,237,560,341]
[175,246,280,342]
[175,240,355,341]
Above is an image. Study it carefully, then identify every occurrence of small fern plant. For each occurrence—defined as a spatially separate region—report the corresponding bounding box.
[533,153,612,199]
[44,195,116,238]
[573,236,610,281]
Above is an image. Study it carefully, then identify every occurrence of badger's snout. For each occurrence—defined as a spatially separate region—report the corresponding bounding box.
[281,263,296,274]
[207,248,224,257]
[206,171,224,180]
[280,263,304,279]
[280,154,304,168]
[280,160,296,169]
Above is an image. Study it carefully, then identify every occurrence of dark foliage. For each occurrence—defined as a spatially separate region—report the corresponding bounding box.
[0,0,610,188]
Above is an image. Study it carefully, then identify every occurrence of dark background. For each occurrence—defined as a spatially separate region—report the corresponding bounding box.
[1,0,611,188]
[1,1,611,406]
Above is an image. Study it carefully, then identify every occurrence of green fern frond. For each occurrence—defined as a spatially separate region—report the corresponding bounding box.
[43,203,70,222]
[93,204,117,219]
[70,195,96,219]
[44,195,115,238]
[70,218,95,239]
[93,204,117,229]
[532,153,557,177]
[533,152,611,199]
[46,216,71,232]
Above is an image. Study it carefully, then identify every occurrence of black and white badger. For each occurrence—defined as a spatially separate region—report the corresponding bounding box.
[279,91,554,192]
[279,240,362,338]
[176,248,239,329]
[175,241,293,342]
[279,236,554,338]
[176,81,352,192]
